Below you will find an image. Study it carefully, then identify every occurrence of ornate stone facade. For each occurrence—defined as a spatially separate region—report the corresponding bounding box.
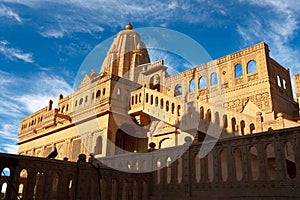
[18,23,300,161]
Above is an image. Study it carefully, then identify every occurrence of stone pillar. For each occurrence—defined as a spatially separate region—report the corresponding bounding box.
[256,112,263,132]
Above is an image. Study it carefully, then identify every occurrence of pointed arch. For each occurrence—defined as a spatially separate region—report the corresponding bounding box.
[234,64,243,78]
[199,76,207,89]
[247,60,257,74]
[210,72,218,86]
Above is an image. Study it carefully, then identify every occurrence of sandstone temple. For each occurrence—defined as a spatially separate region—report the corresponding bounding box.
[1,23,300,199]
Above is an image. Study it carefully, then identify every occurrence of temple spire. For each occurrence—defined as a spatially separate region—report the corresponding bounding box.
[125,22,133,30]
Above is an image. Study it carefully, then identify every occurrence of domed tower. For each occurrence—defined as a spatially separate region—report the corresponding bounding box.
[101,22,150,81]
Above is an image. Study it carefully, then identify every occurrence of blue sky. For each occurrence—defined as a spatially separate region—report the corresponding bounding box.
[0,0,300,154]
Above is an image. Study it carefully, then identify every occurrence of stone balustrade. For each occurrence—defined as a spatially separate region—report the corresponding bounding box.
[0,153,150,200]
[2,126,300,199]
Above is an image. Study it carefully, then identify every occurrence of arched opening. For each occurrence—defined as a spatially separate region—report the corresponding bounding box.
[207,153,214,182]
[167,157,172,184]
[19,169,28,198]
[156,159,161,184]
[79,98,83,105]
[160,98,164,109]
[155,97,158,106]
[33,172,45,200]
[189,79,196,92]
[215,111,220,125]
[199,76,207,89]
[1,182,7,199]
[166,101,169,112]
[18,184,24,199]
[277,75,282,87]
[249,146,259,180]
[210,72,218,86]
[231,117,237,133]
[194,154,201,183]
[283,79,287,89]
[247,60,257,74]
[117,88,121,95]
[223,114,228,128]
[240,120,245,135]
[121,179,129,200]
[150,95,153,105]
[96,90,101,98]
[177,158,182,183]
[142,181,148,200]
[284,141,296,179]
[234,64,243,78]
[150,75,160,91]
[266,143,277,180]
[206,109,211,123]
[171,103,175,114]
[177,105,181,117]
[135,94,138,104]
[94,135,103,155]
[220,150,228,182]
[1,167,10,176]
[250,123,255,134]
[200,107,204,120]
[111,179,118,200]
[134,161,139,171]
[174,84,182,96]
[51,172,59,199]
[234,148,243,181]
[133,180,138,200]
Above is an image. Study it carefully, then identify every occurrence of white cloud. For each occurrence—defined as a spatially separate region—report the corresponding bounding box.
[2,0,227,38]
[168,1,179,10]
[0,70,73,154]
[0,40,34,63]
[237,1,300,76]
[40,29,64,39]
[0,124,19,141]
[0,122,19,154]
[16,73,74,113]
[0,5,22,22]
[2,144,18,154]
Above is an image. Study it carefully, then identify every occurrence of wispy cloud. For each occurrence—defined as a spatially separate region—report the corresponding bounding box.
[0,124,19,141]
[0,40,34,63]
[0,70,73,154]
[2,0,228,38]
[40,29,64,39]
[0,4,22,22]
[237,1,300,75]
[2,143,19,154]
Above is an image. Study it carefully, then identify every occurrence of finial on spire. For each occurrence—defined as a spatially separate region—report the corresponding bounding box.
[125,22,133,30]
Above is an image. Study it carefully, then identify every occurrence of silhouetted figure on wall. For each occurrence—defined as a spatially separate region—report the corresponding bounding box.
[46,147,58,159]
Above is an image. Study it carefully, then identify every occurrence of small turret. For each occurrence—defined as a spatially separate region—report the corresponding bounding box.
[48,100,53,111]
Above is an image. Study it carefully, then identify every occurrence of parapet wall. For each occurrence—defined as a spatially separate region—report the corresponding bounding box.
[4,124,300,199]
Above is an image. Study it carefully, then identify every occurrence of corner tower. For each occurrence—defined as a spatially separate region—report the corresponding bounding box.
[101,22,150,81]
